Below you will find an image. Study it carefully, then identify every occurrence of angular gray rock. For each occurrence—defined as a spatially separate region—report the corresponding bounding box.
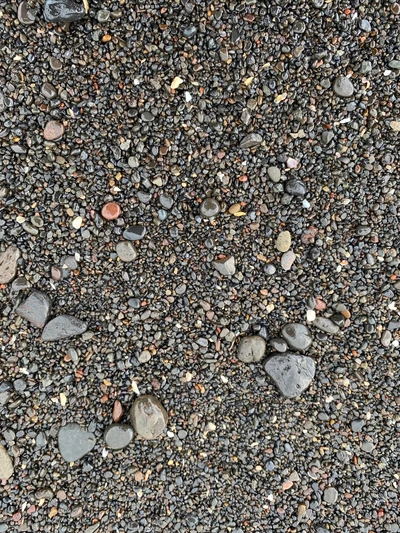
[58,423,96,462]
[16,290,52,328]
[240,133,263,149]
[333,76,354,97]
[130,395,168,440]
[104,424,134,450]
[213,256,236,276]
[263,352,316,398]
[0,443,14,480]
[116,241,137,262]
[323,487,338,504]
[282,323,312,351]
[237,335,266,363]
[0,246,20,284]
[43,0,86,23]
[41,315,87,341]
[312,317,339,334]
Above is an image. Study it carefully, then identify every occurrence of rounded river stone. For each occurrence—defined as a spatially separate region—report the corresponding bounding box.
[281,323,312,351]
[130,395,168,440]
[104,424,134,450]
[237,335,266,363]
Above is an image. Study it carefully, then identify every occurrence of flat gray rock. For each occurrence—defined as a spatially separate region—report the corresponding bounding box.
[213,256,236,276]
[58,423,96,462]
[0,443,14,480]
[323,487,338,504]
[130,395,168,440]
[16,290,52,328]
[104,424,134,450]
[282,323,312,351]
[116,241,137,262]
[43,0,86,23]
[41,315,87,341]
[333,76,354,97]
[312,317,339,334]
[240,133,263,149]
[263,352,316,398]
[237,335,266,363]
[0,246,20,284]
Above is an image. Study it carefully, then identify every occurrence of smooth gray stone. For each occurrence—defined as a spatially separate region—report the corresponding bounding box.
[333,76,354,97]
[323,487,338,504]
[104,424,134,450]
[58,423,96,462]
[200,198,220,218]
[312,317,339,334]
[213,256,236,276]
[263,352,316,398]
[282,323,312,351]
[41,315,87,341]
[123,225,146,241]
[237,335,266,363]
[130,395,168,440]
[269,338,288,352]
[0,443,14,480]
[16,290,52,328]
[43,0,86,23]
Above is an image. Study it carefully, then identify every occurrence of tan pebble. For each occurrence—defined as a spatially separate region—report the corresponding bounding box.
[43,121,64,141]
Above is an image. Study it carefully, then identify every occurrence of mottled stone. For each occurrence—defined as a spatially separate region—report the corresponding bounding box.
[0,443,14,480]
[282,323,312,351]
[42,315,87,341]
[240,133,263,149]
[116,241,137,262]
[104,425,134,450]
[43,0,86,23]
[16,290,52,328]
[213,256,236,276]
[333,76,354,98]
[281,250,296,270]
[0,246,20,284]
[312,317,339,334]
[43,121,64,141]
[130,395,168,440]
[237,335,266,363]
[263,352,316,398]
[200,198,221,218]
[123,225,146,241]
[276,231,291,252]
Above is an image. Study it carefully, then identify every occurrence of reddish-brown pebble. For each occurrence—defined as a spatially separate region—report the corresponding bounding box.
[282,481,293,490]
[315,298,326,310]
[43,121,64,141]
[112,399,124,422]
[101,202,121,220]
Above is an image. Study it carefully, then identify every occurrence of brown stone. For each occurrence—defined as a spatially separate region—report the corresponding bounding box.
[112,399,124,422]
[101,202,121,220]
[43,121,64,141]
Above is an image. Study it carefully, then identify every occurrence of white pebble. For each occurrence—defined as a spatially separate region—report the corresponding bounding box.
[302,199,310,209]
[307,309,316,322]
[72,216,83,229]
[184,91,192,102]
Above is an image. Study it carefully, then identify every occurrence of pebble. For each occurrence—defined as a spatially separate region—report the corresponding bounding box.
[138,350,152,363]
[323,487,338,504]
[112,400,124,423]
[123,225,146,241]
[333,76,354,98]
[43,121,64,142]
[18,1,37,24]
[16,290,52,328]
[285,180,307,196]
[213,256,236,276]
[0,246,20,284]
[275,231,291,252]
[51,265,64,281]
[267,166,281,183]
[312,317,340,334]
[240,133,263,149]
[359,19,371,32]
[97,9,110,22]
[0,443,14,480]
[200,198,221,218]
[116,241,137,262]
[41,315,88,341]
[269,338,288,352]
[101,202,121,220]
[281,323,313,351]
[41,83,57,100]
[58,423,96,462]
[130,395,168,440]
[43,0,86,23]
[104,425,134,450]
[159,194,174,210]
[306,309,316,322]
[281,250,296,270]
[381,330,392,347]
[263,353,316,398]
[388,60,400,70]
[11,277,30,292]
[237,335,266,363]
[351,420,365,432]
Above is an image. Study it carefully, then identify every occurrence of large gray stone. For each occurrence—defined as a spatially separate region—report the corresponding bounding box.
[240,133,263,149]
[333,76,354,97]
[16,290,52,328]
[104,424,134,450]
[0,246,20,284]
[213,256,236,276]
[130,395,168,440]
[282,323,312,351]
[58,423,96,462]
[0,443,14,480]
[237,335,266,363]
[263,352,316,398]
[41,315,87,341]
[43,0,86,23]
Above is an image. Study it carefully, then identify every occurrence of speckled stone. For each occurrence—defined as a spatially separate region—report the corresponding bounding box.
[130,395,168,440]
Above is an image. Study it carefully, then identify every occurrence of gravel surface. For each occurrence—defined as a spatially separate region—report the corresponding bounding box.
[1,0,400,532]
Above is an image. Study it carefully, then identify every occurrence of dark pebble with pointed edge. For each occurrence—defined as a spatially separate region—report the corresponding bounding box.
[41,315,87,341]
[16,290,52,328]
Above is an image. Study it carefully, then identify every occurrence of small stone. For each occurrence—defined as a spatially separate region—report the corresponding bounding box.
[351,420,365,432]
[183,25,197,38]
[281,250,296,270]
[58,423,96,462]
[11,276,30,292]
[240,133,263,149]
[312,317,339,334]
[49,57,62,70]
[276,231,291,252]
[359,60,372,74]
[269,338,288,352]
[104,425,134,450]
[388,60,400,70]
[333,76,354,98]
[282,323,312,351]
[200,198,221,218]
[141,111,155,122]
[0,246,20,284]
[101,202,121,220]
[159,194,174,210]
[361,441,375,453]
[18,1,36,24]
[263,353,316,398]
[43,0,86,23]
[16,290,52,328]
[323,487,338,504]
[96,9,110,22]
[112,400,124,423]
[116,241,137,262]
[138,350,151,363]
[267,166,281,183]
[306,309,316,322]
[41,83,57,99]
[213,256,236,276]
[285,179,307,196]
[72,216,83,230]
[42,315,87,342]
[359,19,371,32]
[43,121,64,141]
[51,265,64,281]
[130,395,168,440]
[381,330,392,347]
[123,225,146,241]
[237,335,266,363]
[0,443,14,480]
